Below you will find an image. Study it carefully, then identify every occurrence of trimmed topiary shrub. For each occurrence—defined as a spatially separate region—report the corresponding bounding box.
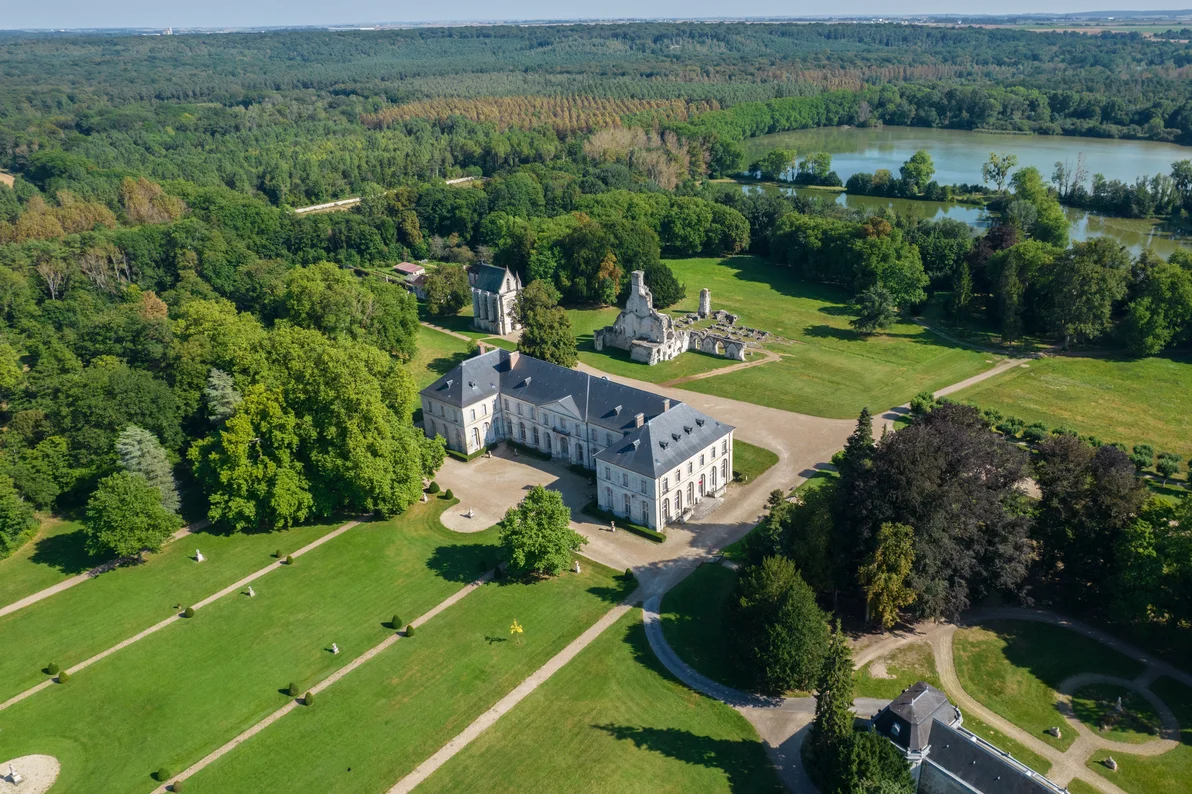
[444,488,454,499]
[57,669,70,683]
[182,607,195,618]
[287,681,299,697]
[285,555,293,565]
[427,481,440,494]
[624,568,635,579]
[154,767,171,782]
[405,624,416,637]
[304,691,315,706]
[274,549,282,558]
[170,780,184,792]
[46,662,59,676]
[391,614,402,630]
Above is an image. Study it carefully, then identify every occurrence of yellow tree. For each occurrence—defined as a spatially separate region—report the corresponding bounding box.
[509,619,524,645]
[858,522,917,630]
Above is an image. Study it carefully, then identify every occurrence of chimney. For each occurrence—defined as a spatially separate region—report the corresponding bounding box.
[662,398,671,412]
[634,412,645,428]
[508,350,520,368]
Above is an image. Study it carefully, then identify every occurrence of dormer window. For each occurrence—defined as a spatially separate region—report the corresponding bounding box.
[614,405,622,414]
[696,418,705,427]
[891,724,902,737]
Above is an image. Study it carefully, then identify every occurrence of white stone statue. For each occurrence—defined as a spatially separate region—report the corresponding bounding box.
[9,763,23,785]
[610,521,616,533]
[574,560,581,574]
[247,586,255,598]
[421,492,428,503]
[195,549,205,562]
[1105,756,1118,771]
[331,643,340,655]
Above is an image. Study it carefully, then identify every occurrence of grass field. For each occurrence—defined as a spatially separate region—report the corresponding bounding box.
[0,501,497,793]
[854,642,941,700]
[1088,677,1192,794]
[953,621,1146,752]
[1071,683,1163,744]
[416,611,785,794]
[410,325,472,388]
[953,354,1192,453]
[651,257,996,418]
[732,439,779,483]
[0,518,94,607]
[183,562,636,793]
[0,518,348,704]
[659,562,753,692]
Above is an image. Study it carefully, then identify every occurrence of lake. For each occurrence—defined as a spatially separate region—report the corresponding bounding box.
[741,125,1192,187]
[740,126,1192,257]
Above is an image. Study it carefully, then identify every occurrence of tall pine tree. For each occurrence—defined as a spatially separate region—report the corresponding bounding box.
[116,425,181,514]
[808,620,858,794]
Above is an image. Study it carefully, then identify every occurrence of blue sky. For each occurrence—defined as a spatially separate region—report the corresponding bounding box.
[5,1,1191,31]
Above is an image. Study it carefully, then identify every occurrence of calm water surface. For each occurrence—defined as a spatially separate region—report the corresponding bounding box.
[740,127,1192,257]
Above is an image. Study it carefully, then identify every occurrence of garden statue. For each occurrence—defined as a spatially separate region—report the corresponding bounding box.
[331,643,339,655]
[247,586,255,598]
[574,560,581,574]
[8,763,23,785]
[1105,756,1118,771]
[195,549,205,562]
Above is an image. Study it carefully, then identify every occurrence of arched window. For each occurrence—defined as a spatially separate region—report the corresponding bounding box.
[721,460,727,483]
[710,467,717,487]
[470,408,476,422]
[663,499,670,521]
[520,422,527,441]
[699,475,705,497]
[687,482,694,504]
[604,487,612,507]
[577,443,584,464]
[472,427,481,448]
[623,494,631,514]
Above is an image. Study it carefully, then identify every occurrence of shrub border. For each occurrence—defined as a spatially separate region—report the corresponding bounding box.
[581,501,666,543]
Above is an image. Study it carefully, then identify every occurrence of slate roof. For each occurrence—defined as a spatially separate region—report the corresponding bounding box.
[420,349,731,478]
[921,719,1064,794]
[872,681,959,754]
[471,263,516,294]
[594,402,733,479]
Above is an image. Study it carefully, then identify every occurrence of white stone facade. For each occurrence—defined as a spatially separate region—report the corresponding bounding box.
[470,263,521,336]
[419,349,733,530]
[593,270,689,364]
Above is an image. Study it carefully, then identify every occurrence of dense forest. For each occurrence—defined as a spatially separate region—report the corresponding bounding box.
[0,24,1189,675]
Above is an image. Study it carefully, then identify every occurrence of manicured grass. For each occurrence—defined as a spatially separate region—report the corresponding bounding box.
[953,354,1192,453]
[1066,779,1101,794]
[416,611,785,794]
[854,642,941,700]
[417,304,490,340]
[1071,684,1163,744]
[957,710,1053,777]
[410,325,473,388]
[953,621,1146,752]
[654,256,998,417]
[0,518,347,704]
[0,517,95,607]
[183,562,636,794]
[1088,677,1192,794]
[732,439,779,483]
[0,501,498,794]
[660,562,753,691]
[482,336,517,351]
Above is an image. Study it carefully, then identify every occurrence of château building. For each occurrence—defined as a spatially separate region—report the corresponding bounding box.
[419,348,734,530]
[470,263,521,336]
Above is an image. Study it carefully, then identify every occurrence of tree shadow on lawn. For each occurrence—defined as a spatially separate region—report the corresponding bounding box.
[979,621,1145,696]
[425,542,500,583]
[28,527,103,575]
[594,723,784,792]
[426,352,470,378]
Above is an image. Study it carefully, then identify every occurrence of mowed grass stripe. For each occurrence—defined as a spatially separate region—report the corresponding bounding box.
[0,518,343,704]
[0,518,92,608]
[416,611,785,794]
[181,562,636,794]
[953,354,1192,453]
[0,501,496,794]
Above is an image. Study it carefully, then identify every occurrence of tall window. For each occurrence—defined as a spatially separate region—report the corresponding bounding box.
[711,445,717,458]
[687,462,693,475]
[721,461,727,483]
[700,454,705,467]
[504,399,510,412]
[472,427,480,448]
[639,478,647,495]
[520,423,526,441]
[516,403,522,415]
[603,466,610,480]
[624,494,631,514]
[662,477,669,493]
[687,482,694,504]
[641,501,649,523]
[470,408,476,422]
[482,403,488,416]
[604,487,612,507]
[622,473,629,487]
[722,440,728,455]
[533,427,540,445]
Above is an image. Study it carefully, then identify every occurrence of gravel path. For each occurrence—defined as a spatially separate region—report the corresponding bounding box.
[0,520,361,714]
[152,570,495,794]
[0,755,59,794]
[0,521,209,619]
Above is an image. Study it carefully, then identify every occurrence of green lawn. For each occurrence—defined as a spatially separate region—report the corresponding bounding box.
[417,303,490,340]
[854,642,941,700]
[0,501,498,794]
[183,562,636,794]
[953,354,1192,454]
[1088,677,1192,794]
[957,710,1053,777]
[411,325,473,388]
[1066,779,1101,794]
[0,518,348,705]
[416,610,784,794]
[732,439,779,484]
[953,621,1146,752]
[1071,684,1163,744]
[0,518,95,607]
[660,562,753,692]
[659,256,998,417]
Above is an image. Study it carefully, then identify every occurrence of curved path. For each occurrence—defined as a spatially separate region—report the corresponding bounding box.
[658,348,781,387]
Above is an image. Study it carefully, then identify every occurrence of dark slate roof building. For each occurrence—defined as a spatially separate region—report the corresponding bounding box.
[870,682,1069,794]
[419,348,735,530]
